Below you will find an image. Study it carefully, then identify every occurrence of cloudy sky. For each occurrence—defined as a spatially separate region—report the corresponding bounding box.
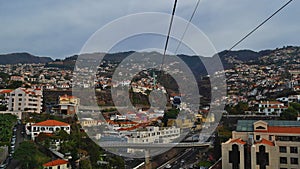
[0,0,299,59]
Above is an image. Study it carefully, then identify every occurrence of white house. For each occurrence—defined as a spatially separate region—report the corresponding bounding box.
[258,101,287,115]
[31,120,70,140]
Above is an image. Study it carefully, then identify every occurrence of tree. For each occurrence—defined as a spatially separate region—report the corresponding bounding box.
[79,159,92,169]
[6,81,23,89]
[14,141,50,169]
[290,102,300,112]
[280,107,298,120]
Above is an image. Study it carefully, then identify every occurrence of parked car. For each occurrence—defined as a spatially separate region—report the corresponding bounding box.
[165,164,172,169]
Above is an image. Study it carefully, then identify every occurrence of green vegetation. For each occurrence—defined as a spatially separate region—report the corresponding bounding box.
[102,108,117,112]
[162,108,179,126]
[280,103,300,120]
[198,161,213,168]
[217,125,232,143]
[225,102,249,115]
[34,115,124,169]
[0,114,17,146]
[14,141,50,169]
[6,81,23,89]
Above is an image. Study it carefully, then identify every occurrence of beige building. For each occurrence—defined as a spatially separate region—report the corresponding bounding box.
[7,87,43,113]
[56,95,79,115]
[222,120,300,169]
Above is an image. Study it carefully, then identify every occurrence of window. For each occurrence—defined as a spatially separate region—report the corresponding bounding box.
[290,147,298,154]
[256,135,261,140]
[269,135,273,140]
[291,158,298,164]
[256,126,266,130]
[280,157,287,164]
[279,146,287,153]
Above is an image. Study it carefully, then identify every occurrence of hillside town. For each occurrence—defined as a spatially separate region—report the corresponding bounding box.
[0,46,300,169]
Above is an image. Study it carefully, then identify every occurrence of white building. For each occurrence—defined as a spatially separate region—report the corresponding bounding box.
[7,87,43,113]
[31,120,70,140]
[127,126,180,144]
[258,101,287,115]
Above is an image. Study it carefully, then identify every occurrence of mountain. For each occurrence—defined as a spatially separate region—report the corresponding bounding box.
[0,53,53,64]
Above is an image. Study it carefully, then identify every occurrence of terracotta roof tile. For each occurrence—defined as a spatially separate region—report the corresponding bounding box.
[43,159,68,167]
[229,138,246,145]
[255,138,274,146]
[0,89,13,94]
[255,126,300,134]
[32,120,69,127]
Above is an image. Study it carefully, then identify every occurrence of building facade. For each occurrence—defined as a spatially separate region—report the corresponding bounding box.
[56,95,79,115]
[7,87,43,113]
[258,101,287,115]
[222,120,300,169]
[31,120,70,140]
[43,159,70,169]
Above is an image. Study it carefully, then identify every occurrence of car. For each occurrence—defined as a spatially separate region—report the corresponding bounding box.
[13,128,17,132]
[165,164,172,169]
[10,150,14,154]
[181,159,185,163]
[11,145,15,149]
[12,135,16,138]
[0,163,7,169]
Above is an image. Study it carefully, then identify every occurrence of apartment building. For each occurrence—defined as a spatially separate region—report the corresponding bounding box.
[222,120,300,169]
[7,87,43,113]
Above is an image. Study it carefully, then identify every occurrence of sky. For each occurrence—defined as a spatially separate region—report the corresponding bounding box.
[0,0,299,59]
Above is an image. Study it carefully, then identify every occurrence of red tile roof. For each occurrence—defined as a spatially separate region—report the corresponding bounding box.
[0,89,13,94]
[260,101,283,105]
[255,126,300,134]
[32,120,69,127]
[43,159,68,167]
[229,138,246,145]
[255,138,274,146]
[268,105,288,109]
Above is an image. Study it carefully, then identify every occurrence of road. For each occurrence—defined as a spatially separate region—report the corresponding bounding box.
[157,147,208,169]
[7,123,25,169]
